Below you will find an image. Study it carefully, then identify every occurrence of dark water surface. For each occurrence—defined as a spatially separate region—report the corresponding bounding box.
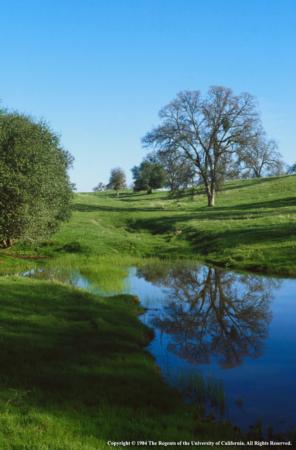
[24,263,296,434]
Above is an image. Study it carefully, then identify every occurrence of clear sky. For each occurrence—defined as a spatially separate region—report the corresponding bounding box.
[0,0,295,191]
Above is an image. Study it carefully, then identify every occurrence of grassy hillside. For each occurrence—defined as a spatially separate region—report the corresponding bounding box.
[31,174,296,276]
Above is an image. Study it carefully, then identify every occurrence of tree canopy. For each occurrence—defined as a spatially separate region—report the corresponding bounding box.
[0,112,73,247]
[132,159,166,193]
[107,168,127,193]
[238,131,284,178]
[93,182,106,192]
[154,148,196,193]
[143,86,265,206]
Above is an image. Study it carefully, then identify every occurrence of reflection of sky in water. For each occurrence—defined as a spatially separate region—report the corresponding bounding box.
[23,265,296,433]
[123,268,296,433]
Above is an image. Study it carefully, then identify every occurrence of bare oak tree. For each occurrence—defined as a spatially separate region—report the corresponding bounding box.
[143,86,259,206]
[238,131,284,178]
[155,147,197,193]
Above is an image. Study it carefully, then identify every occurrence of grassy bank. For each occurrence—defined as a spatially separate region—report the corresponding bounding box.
[2,175,295,276]
[0,277,237,449]
[10,173,293,277]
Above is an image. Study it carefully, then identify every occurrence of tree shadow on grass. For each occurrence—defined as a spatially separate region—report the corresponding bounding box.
[194,196,296,221]
[185,222,296,259]
[74,193,296,221]
[127,210,296,269]
[73,203,176,213]
[119,190,205,202]
[126,196,296,235]
[217,196,296,211]
[218,177,276,192]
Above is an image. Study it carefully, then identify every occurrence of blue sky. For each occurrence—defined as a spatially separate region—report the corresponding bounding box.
[0,0,295,191]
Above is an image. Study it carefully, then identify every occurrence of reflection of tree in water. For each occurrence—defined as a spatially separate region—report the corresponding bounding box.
[138,265,279,368]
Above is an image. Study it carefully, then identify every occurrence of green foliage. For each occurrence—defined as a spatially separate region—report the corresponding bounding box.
[0,112,73,246]
[107,167,126,192]
[132,160,166,193]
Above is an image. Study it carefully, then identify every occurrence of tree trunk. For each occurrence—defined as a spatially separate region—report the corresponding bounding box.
[2,238,12,248]
[207,189,215,207]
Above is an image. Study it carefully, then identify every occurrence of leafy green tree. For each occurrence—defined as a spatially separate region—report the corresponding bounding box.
[0,112,73,247]
[132,160,166,194]
[107,168,126,194]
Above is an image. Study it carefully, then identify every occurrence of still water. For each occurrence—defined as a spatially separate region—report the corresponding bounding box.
[24,263,296,433]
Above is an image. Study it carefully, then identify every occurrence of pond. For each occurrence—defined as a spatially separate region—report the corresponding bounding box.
[23,262,296,435]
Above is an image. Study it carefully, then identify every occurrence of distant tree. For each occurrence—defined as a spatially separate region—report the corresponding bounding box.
[132,160,166,194]
[107,168,126,194]
[287,162,296,174]
[0,112,73,247]
[155,148,197,193]
[93,182,106,192]
[238,131,284,178]
[143,87,263,206]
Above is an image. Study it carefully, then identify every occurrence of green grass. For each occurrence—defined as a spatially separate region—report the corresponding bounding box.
[0,175,295,447]
[0,277,237,449]
[14,174,294,277]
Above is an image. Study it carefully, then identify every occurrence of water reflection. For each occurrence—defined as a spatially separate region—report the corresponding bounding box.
[135,264,296,432]
[138,265,278,368]
[22,261,296,432]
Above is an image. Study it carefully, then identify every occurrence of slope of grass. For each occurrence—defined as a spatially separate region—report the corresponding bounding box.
[0,277,236,449]
[16,174,294,276]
